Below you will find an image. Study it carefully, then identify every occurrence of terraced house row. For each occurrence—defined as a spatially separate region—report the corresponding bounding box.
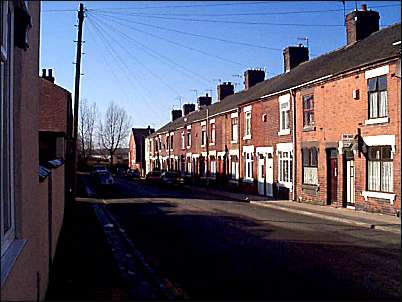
[144,5,401,216]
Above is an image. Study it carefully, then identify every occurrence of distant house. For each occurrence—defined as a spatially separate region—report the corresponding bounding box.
[129,126,155,173]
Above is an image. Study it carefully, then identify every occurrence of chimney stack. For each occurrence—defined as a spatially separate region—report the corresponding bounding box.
[197,93,212,109]
[345,4,379,45]
[182,103,196,116]
[171,109,182,121]
[217,82,234,102]
[283,45,309,73]
[41,68,55,83]
[244,69,265,90]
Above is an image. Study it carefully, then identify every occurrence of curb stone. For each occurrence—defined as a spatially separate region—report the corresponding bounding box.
[250,201,401,234]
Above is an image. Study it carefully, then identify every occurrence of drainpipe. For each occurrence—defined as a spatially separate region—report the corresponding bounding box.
[290,89,296,202]
[206,108,209,186]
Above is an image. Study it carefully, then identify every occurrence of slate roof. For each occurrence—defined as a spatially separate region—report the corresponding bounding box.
[149,23,401,138]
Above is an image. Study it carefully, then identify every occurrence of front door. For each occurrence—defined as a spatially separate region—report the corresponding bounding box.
[266,153,274,197]
[327,149,338,205]
[346,159,355,207]
[257,154,265,195]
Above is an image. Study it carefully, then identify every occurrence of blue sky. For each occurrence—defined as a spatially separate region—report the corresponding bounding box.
[40,1,401,130]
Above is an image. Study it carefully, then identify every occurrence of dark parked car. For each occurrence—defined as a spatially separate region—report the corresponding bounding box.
[145,171,162,183]
[127,169,141,179]
[93,170,114,187]
[160,171,184,187]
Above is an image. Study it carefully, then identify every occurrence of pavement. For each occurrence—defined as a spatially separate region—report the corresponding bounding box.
[185,184,401,234]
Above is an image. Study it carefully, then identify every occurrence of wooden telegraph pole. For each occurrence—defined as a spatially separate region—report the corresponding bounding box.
[71,3,85,199]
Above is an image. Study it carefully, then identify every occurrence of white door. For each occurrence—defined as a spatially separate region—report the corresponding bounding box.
[266,154,274,197]
[257,154,265,195]
[346,160,355,206]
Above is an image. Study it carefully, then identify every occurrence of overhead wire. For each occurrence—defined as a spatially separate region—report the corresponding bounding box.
[91,11,284,51]
[87,17,166,121]
[89,14,182,97]
[88,13,213,86]
[90,11,250,68]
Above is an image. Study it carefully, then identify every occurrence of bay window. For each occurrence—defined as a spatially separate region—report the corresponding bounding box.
[244,152,253,180]
[278,151,292,183]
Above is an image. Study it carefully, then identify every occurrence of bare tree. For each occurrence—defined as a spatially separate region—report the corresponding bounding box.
[78,99,97,166]
[98,102,131,167]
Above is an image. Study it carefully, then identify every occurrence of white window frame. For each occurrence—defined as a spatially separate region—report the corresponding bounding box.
[209,122,216,145]
[243,107,252,140]
[181,131,185,150]
[278,94,290,136]
[186,130,191,148]
[1,0,15,258]
[243,146,254,182]
[201,125,206,147]
[231,116,238,143]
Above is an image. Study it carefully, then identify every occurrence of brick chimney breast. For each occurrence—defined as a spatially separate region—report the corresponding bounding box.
[217,82,234,102]
[283,46,309,73]
[244,69,265,90]
[197,93,212,109]
[345,4,380,45]
[171,109,183,121]
[182,103,196,116]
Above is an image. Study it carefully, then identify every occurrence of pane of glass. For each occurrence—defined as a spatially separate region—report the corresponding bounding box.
[381,146,392,160]
[311,148,318,167]
[378,91,387,117]
[369,92,378,118]
[381,161,393,192]
[377,75,387,91]
[368,161,381,191]
[302,148,309,166]
[368,78,377,92]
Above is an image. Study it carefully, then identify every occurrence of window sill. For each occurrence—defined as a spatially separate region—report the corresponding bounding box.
[230,140,238,144]
[186,146,191,149]
[362,191,396,204]
[209,143,215,146]
[278,181,293,190]
[201,144,206,148]
[302,126,316,132]
[243,135,252,140]
[302,183,319,193]
[364,117,389,125]
[1,239,27,287]
[243,178,254,183]
[278,129,290,136]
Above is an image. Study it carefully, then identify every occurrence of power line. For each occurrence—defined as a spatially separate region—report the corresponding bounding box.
[90,12,250,68]
[87,14,212,85]
[87,17,165,121]
[92,3,401,16]
[86,2,275,11]
[92,11,346,27]
[91,11,284,51]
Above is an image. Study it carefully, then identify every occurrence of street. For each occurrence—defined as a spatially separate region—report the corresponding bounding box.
[92,176,400,300]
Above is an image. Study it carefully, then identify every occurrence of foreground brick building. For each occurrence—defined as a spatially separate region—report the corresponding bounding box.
[145,5,400,215]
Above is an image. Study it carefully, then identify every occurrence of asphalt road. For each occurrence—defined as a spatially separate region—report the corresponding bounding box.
[97,176,401,300]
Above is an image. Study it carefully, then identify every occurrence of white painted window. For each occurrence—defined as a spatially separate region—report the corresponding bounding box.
[1,1,15,256]
[187,130,191,148]
[280,101,290,131]
[368,75,388,119]
[367,146,393,193]
[210,122,216,144]
[170,134,173,150]
[231,117,238,142]
[244,111,251,137]
[244,152,253,180]
[201,125,206,146]
[181,131,185,149]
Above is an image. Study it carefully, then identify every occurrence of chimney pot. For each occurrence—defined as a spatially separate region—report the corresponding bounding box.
[244,69,265,90]
[42,68,46,77]
[283,46,309,73]
[345,6,379,45]
[217,82,234,102]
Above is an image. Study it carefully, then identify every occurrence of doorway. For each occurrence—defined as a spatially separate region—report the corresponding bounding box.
[257,151,273,197]
[326,148,338,205]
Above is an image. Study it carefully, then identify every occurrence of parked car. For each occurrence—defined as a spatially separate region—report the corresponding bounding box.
[116,167,127,176]
[160,171,185,187]
[90,165,108,176]
[127,169,141,179]
[145,170,162,183]
[93,170,114,187]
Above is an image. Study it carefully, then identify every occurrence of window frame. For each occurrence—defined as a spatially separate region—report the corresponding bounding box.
[302,94,314,128]
[1,0,15,257]
[279,100,290,132]
[186,130,191,148]
[210,122,216,145]
[302,147,318,185]
[243,151,254,181]
[368,75,388,119]
[201,125,206,147]
[278,150,293,184]
[244,111,251,138]
[231,117,238,142]
[366,145,393,193]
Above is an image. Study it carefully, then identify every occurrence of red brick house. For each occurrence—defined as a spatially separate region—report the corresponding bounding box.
[145,5,400,215]
[128,126,154,174]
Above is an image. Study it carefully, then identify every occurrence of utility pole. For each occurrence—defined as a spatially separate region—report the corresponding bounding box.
[71,3,85,199]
